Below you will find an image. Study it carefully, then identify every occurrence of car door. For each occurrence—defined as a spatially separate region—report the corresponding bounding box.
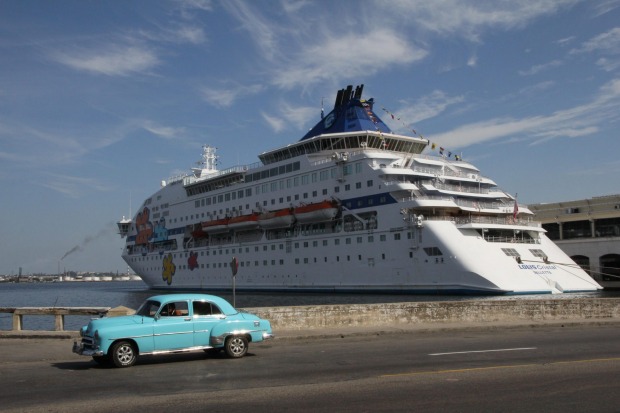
[153,300,194,351]
[191,300,225,347]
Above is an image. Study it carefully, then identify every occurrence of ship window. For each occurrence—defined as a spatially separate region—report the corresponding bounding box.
[529,249,548,259]
[345,184,350,191]
[423,247,443,256]
[501,248,520,257]
[367,180,373,187]
[334,239,340,245]
[394,233,401,240]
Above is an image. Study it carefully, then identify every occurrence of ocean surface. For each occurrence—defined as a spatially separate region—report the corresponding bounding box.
[0,281,617,331]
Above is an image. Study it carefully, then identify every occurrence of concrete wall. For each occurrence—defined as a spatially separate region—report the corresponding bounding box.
[244,298,620,330]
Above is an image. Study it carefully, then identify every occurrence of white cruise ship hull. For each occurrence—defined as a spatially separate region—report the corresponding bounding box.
[118,84,601,295]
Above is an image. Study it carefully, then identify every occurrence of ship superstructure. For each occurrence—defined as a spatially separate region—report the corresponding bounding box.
[118,84,601,294]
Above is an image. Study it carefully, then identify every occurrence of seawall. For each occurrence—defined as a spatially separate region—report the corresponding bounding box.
[244,298,620,330]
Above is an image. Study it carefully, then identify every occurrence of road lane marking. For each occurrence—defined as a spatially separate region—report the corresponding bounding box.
[380,357,620,378]
[429,347,537,356]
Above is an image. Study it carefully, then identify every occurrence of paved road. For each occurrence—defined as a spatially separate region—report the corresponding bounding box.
[1,324,619,412]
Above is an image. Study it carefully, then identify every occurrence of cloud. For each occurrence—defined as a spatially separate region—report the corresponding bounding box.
[200,83,263,108]
[430,78,620,148]
[261,112,285,133]
[380,0,580,42]
[141,121,186,139]
[261,102,317,133]
[51,44,159,76]
[272,29,427,89]
[571,27,620,55]
[222,0,281,61]
[387,90,465,130]
[39,173,112,198]
[518,59,563,76]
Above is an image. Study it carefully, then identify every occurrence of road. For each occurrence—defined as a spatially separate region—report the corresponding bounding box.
[1,324,619,412]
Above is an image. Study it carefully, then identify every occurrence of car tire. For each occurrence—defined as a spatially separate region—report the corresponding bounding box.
[109,340,137,368]
[224,335,248,358]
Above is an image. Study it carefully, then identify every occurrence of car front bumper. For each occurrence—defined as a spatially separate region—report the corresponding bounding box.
[72,341,104,357]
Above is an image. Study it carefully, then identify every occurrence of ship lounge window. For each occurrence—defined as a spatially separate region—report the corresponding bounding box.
[423,247,443,256]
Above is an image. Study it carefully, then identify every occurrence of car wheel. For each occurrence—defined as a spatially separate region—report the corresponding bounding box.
[224,335,248,358]
[109,340,137,368]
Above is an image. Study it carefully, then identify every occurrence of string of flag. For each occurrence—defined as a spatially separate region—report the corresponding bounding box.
[380,106,462,161]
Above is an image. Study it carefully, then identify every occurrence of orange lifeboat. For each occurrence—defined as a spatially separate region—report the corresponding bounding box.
[258,208,295,229]
[201,217,229,233]
[293,200,339,223]
[227,213,260,231]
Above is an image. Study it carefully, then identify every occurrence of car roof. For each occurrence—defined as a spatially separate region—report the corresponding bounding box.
[147,294,237,315]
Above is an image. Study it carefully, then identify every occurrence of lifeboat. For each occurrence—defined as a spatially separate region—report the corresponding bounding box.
[293,200,339,223]
[191,228,208,239]
[227,213,260,231]
[201,217,229,233]
[258,208,295,229]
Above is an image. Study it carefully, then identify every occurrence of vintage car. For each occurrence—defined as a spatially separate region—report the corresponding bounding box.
[72,293,274,368]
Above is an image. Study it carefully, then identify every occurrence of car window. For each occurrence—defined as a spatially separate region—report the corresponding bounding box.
[193,301,223,317]
[136,300,160,317]
[160,301,189,317]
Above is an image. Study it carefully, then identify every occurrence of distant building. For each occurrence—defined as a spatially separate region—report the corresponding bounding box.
[529,194,620,289]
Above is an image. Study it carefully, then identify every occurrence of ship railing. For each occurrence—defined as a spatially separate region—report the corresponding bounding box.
[412,213,540,228]
[401,195,512,212]
[432,181,492,195]
[181,162,263,186]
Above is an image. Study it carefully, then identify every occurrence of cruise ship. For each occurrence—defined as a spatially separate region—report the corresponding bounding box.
[118,84,602,294]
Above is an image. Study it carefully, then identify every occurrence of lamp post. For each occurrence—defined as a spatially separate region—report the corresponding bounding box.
[230,257,239,307]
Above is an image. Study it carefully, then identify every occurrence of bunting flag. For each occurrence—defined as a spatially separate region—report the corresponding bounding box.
[513,196,519,220]
[381,105,463,162]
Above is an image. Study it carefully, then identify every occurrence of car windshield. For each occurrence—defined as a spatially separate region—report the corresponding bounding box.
[136,300,161,317]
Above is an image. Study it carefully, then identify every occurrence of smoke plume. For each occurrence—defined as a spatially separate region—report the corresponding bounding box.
[60,225,114,260]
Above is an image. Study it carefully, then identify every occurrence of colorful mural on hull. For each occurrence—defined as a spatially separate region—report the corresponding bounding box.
[162,253,176,285]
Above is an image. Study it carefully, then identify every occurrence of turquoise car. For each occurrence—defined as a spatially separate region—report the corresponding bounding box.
[72,294,274,368]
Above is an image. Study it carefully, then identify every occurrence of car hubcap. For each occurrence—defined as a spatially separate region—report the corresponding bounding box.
[117,345,133,364]
[229,337,245,355]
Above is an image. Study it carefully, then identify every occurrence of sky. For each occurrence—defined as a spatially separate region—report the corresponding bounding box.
[1,0,620,276]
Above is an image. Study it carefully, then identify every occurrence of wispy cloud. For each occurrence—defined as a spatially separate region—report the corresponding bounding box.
[200,83,263,108]
[430,78,620,148]
[141,120,186,139]
[222,0,281,61]
[380,0,581,42]
[261,112,285,133]
[518,59,563,76]
[272,29,427,89]
[51,44,160,76]
[39,173,112,197]
[262,101,317,133]
[571,27,620,55]
[387,90,465,131]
